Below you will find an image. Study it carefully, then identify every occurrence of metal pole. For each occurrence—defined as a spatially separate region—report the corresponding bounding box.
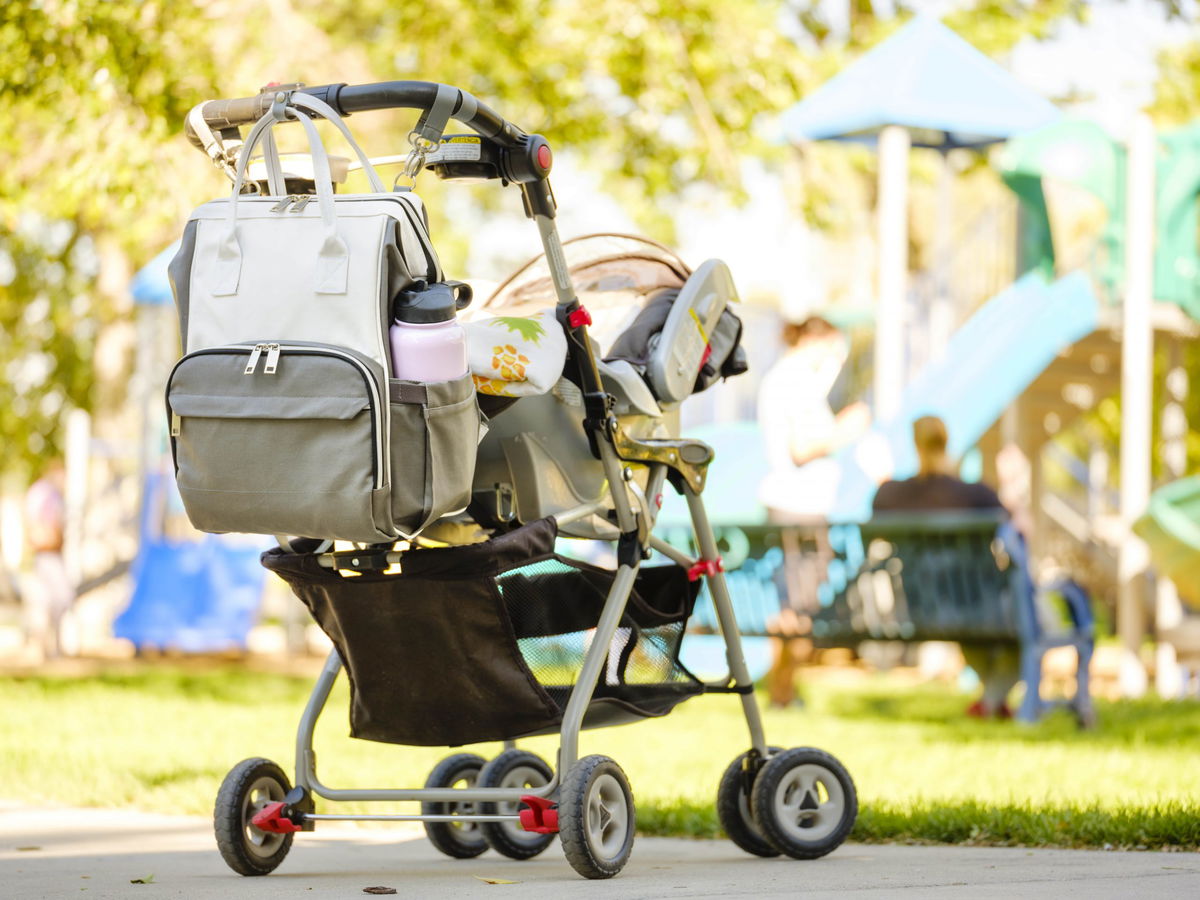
[1117,113,1155,699]
[875,125,910,421]
[1156,340,1187,697]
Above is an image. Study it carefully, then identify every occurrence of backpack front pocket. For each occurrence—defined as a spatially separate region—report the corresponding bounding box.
[167,343,394,542]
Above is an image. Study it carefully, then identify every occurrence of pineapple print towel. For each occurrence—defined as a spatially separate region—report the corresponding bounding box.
[464,309,567,397]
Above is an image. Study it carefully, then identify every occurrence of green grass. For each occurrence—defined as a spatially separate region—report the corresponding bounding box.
[2,665,1198,850]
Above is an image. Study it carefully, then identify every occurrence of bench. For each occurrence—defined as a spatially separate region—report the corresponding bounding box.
[674,512,1095,725]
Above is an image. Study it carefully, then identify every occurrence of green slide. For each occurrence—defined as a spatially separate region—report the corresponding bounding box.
[1135,477,1200,611]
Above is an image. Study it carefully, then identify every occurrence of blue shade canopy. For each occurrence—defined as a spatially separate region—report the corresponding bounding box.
[130,241,180,306]
[781,15,1060,148]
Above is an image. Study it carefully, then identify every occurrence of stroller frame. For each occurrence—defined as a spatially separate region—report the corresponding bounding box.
[191,80,855,879]
[290,487,765,813]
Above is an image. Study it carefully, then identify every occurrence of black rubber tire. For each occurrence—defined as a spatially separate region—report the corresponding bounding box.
[421,753,489,859]
[477,749,556,859]
[716,747,784,858]
[558,755,635,880]
[214,758,294,876]
[751,747,857,860]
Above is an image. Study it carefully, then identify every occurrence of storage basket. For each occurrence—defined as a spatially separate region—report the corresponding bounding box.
[262,518,702,746]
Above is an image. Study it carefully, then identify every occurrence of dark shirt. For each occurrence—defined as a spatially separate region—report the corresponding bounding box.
[872,473,1003,513]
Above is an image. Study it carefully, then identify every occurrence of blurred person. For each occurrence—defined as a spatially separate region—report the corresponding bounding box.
[872,416,1015,718]
[23,460,74,659]
[757,316,870,707]
[757,317,870,519]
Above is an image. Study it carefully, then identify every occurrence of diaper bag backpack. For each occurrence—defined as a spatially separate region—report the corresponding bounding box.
[165,92,480,542]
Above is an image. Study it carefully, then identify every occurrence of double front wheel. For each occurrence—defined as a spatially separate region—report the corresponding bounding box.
[718,746,856,859]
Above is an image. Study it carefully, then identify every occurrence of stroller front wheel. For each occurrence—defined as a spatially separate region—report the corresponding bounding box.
[716,747,784,858]
[558,755,635,879]
[751,747,857,859]
[213,758,294,876]
[477,749,556,859]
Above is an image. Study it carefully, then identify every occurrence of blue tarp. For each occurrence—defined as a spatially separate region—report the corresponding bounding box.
[781,15,1060,148]
[114,473,269,652]
[131,241,179,306]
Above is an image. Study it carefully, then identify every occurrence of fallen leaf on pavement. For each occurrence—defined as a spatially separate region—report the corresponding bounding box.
[16,846,41,851]
[130,874,156,884]
[362,888,397,895]
[473,876,520,884]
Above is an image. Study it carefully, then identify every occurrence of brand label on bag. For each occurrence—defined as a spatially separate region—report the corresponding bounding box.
[424,136,483,164]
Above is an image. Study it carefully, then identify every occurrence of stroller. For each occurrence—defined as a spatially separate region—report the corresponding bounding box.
[183,80,857,880]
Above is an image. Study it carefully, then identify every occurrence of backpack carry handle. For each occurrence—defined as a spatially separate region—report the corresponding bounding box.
[214,94,386,296]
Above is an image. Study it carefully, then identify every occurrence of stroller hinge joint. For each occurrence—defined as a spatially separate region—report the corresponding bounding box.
[251,801,305,834]
[567,305,592,329]
[687,557,724,582]
[518,795,560,834]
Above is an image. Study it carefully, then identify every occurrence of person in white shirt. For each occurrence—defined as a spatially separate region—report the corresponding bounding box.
[756,317,869,706]
[757,317,869,520]
[23,461,74,659]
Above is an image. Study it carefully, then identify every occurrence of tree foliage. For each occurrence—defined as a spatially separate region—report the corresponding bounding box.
[0,0,1137,478]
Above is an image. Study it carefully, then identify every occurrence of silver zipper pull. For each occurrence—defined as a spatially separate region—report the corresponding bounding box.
[244,343,266,374]
[263,343,281,374]
[289,195,312,213]
[170,413,181,437]
[269,196,294,213]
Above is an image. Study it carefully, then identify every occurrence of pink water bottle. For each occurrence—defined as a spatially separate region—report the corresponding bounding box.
[389,281,471,382]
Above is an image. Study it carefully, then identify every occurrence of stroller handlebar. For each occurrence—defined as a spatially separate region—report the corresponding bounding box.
[185,80,527,150]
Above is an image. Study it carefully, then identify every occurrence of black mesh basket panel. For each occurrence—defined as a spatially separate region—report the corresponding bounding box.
[262,518,702,746]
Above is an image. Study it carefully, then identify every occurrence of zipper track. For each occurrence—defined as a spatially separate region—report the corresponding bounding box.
[166,343,387,490]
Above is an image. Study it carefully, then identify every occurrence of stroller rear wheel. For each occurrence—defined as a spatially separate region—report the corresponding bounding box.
[751,747,857,859]
[558,754,635,879]
[716,747,783,858]
[477,749,556,859]
[421,753,489,859]
[213,758,294,876]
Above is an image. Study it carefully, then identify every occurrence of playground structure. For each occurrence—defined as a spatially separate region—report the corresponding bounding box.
[773,15,1200,697]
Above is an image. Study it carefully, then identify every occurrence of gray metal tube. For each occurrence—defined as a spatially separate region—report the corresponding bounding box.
[307,813,519,823]
[295,649,553,803]
[534,214,579,308]
[309,784,550,803]
[685,487,768,754]
[557,563,640,771]
[294,649,342,793]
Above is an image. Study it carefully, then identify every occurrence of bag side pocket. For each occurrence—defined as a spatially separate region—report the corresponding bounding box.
[388,374,479,536]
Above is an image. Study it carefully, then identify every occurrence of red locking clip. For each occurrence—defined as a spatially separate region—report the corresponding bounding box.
[250,801,303,834]
[567,306,592,329]
[518,795,559,834]
[687,557,724,582]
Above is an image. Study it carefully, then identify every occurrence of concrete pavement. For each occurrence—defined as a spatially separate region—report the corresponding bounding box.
[2,804,1197,899]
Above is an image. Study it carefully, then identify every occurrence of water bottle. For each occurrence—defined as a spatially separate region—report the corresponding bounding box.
[389,281,472,382]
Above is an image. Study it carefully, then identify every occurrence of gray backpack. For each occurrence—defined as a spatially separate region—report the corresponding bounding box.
[166,93,479,542]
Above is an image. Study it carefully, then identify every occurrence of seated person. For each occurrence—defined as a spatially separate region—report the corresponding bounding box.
[872,416,1017,719]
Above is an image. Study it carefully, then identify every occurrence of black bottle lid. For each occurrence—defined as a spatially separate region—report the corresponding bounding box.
[393,280,473,324]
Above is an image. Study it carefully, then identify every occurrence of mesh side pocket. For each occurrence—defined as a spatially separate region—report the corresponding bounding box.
[498,557,702,720]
